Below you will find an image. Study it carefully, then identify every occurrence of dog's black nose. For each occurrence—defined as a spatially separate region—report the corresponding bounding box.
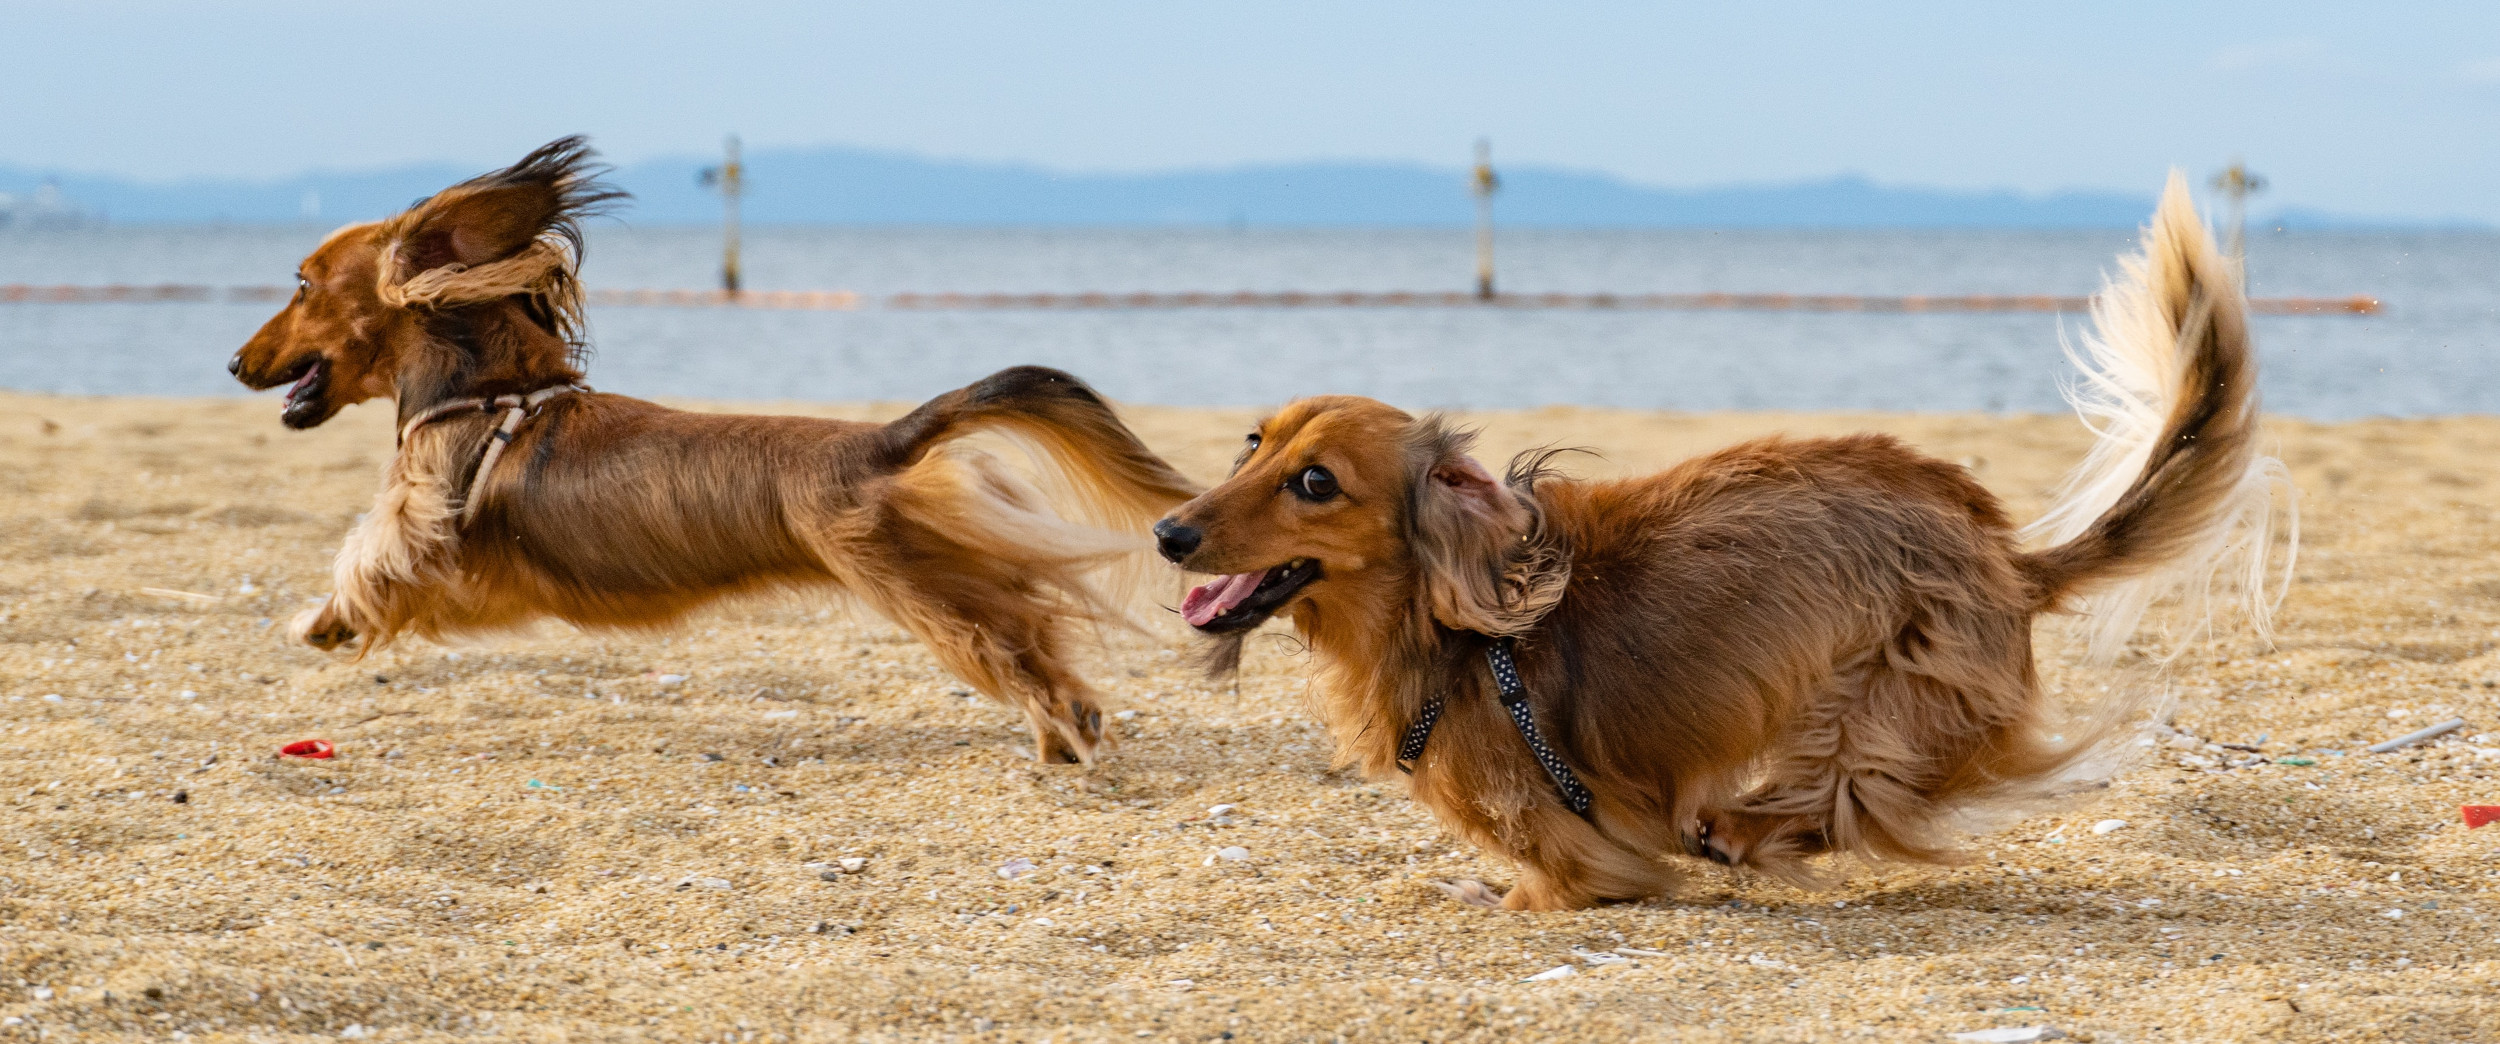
[227,353,243,377]
[1153,519,1201,563]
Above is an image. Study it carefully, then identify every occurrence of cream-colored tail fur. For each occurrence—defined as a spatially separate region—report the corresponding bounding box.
[2019,172,2298,663]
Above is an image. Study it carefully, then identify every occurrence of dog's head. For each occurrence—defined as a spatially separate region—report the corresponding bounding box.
[1155,396,1568,650]
[227,136,623,429]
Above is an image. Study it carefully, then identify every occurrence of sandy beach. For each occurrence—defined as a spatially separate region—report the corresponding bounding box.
[0,389,2494,1042]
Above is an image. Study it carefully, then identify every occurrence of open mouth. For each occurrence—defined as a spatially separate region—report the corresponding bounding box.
[278,358,329,426]
[1179,558,1322,633]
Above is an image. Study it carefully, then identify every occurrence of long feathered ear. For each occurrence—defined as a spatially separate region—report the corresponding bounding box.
[392,136,622,274]
[1405,418,1568,635]
[373,136,626,345]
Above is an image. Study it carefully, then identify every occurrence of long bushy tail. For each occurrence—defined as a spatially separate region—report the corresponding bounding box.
[879,366,1202,619]
[2017,173,2298,663]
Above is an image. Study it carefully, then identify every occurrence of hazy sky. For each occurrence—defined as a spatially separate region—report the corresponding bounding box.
[6,1,2496,220]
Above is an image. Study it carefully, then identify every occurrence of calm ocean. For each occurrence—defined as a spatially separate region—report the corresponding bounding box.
[2,226,2492,417]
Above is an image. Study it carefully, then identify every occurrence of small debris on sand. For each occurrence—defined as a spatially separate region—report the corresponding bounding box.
[2366,717,2468,753]
[1948,1028,2065,1043]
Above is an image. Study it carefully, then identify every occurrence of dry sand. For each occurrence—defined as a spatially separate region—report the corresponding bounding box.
[0,390,2495,1042]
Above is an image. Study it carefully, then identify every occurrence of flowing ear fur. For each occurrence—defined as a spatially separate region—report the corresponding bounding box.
[373,136,625,355]
[1404,417,1569,635]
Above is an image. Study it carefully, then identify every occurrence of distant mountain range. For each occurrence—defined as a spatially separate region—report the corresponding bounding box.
[0,145,2475,229]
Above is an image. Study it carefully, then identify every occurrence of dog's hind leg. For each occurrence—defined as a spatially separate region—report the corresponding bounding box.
[826,440,1152,765]
[1695,658,1955,885]
[856,571,1107,765]
[1698,616,2046,884]
[833,518,1111,766]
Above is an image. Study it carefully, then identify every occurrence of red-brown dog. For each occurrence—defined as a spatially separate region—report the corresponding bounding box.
[1153,176,2293,909]
[228,137,1198,765]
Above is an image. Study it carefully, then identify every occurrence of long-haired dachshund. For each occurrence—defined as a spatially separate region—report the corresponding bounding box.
[227,137,1198,765]
[1152,176,2294,909]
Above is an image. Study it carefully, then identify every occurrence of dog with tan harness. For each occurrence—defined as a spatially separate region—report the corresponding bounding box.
[1152,176,2294,909]
[227,136,1198,765]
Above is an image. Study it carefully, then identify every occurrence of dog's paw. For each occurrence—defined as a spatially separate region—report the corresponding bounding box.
[290,603,358,652]
[1686,819,1738,866]
[1431,878,1506,908]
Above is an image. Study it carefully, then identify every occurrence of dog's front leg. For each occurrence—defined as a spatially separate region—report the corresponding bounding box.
[1429,878,1507,908]
[289,451,462,655]
[1426,872,1585,910]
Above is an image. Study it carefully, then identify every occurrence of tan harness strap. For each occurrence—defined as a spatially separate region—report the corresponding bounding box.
[396,384,581,529]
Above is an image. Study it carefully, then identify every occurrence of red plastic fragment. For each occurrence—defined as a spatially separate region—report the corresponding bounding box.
[2465,806,2499,829]
[280,739,336,759]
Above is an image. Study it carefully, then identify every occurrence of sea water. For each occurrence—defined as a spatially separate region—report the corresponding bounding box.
[1,225,2492,417]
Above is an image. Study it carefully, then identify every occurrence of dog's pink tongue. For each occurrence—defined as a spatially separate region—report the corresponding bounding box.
[1180,571,1266,627]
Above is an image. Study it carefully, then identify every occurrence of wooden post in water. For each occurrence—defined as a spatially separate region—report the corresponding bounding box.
[1472,139,1499,300]
[700,135,746,295]
[2212,159,2265,274]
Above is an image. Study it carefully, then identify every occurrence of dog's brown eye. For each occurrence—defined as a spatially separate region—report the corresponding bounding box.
[1292,465,1339,502]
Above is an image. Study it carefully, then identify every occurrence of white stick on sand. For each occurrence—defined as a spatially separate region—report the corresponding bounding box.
[2366,718,2467,754]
